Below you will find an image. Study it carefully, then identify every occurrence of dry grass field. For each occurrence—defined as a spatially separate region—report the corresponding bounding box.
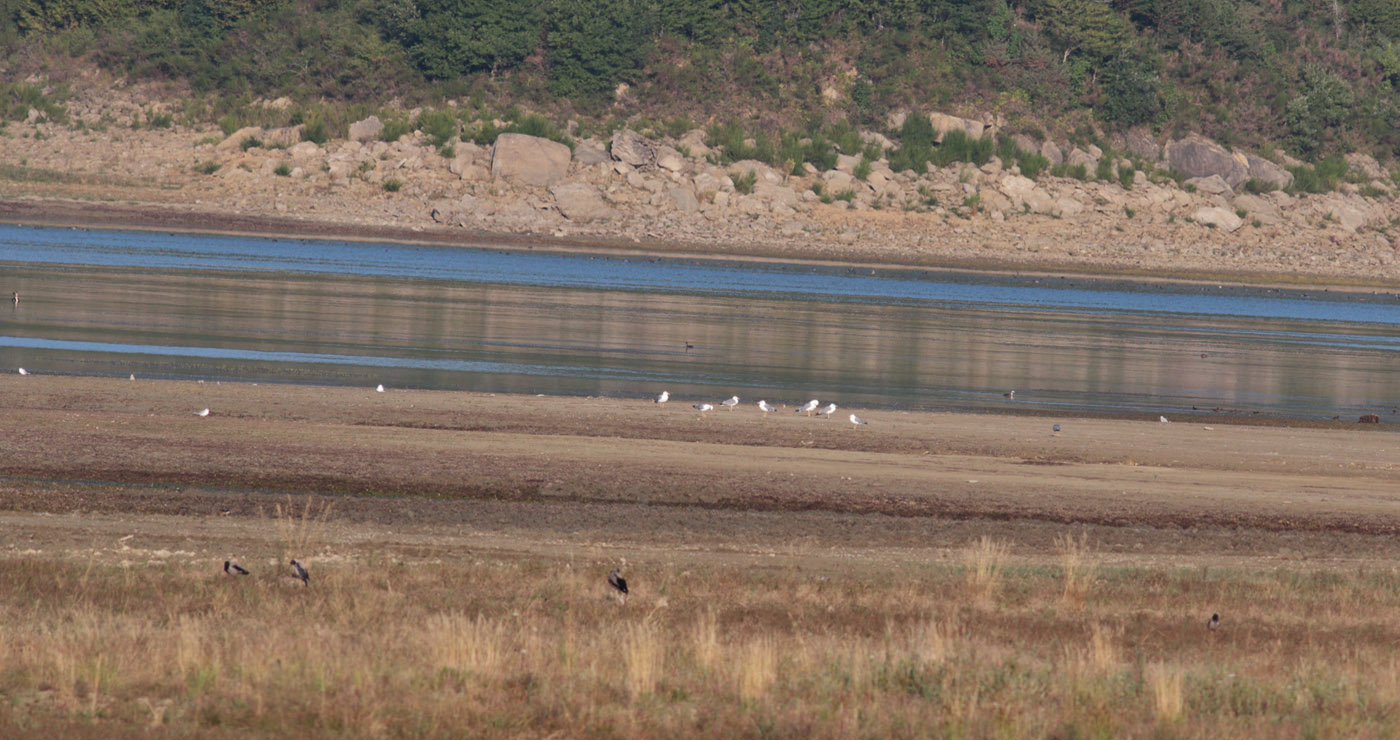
[1,375,1399,738]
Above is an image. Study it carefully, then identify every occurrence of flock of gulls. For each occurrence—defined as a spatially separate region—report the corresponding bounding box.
[658,390,868,428]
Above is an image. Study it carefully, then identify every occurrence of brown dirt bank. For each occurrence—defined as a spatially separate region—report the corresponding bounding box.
[1,376,1397,562]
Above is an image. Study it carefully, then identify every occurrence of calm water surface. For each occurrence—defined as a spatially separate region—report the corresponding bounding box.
[2,224,1397,420]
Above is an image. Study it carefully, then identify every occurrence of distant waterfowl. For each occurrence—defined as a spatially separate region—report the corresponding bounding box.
[693,403,713,416]
[129,373,136,381]
[17,367,27,376]
[608,568,628,595]
[849,413,868,428]
[1003,390,1015,399]
[684,342,694,352]
[224,560,249,576]
[655,391,669,405]
[194,408,210,417]
[376,384,385,392]
[290,559,309,586]
[797,399,820,417]
[817,403,837,419]
[721,395,740,411]
[10,291,17,304]
[1053,423,1062,433]
[1208,613,1220,631]
[757,400,775,415]
[1159,415,1169,423]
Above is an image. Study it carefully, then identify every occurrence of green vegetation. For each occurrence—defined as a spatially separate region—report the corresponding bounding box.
[273,163,290,177]
[732,169,756,195]
[2,0,1398,172]
[383,178,403,192]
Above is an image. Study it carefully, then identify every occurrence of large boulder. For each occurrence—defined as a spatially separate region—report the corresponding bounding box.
[928,112,986,141]
[216,126,264,152]
[610,129,656,168]
[1122,128,1161,162]
[1165,136,1249,188]
[1040,141,1064,166]
[1191,206,1244,232]
[655,145,687,172]
[491,133,572,186]
[1186,174,1232,195]
[1232,194,1281,225]
[549,183,616,222]
[348,116,384,142]
[1244,154,1293,190]
[1345,152,1384,181]
[262,125,303,148]
[572,141,610,165]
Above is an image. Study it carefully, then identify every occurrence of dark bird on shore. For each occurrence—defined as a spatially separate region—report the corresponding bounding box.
[1003,389,1015,399]
[1208,613,1220,631]
[290,559,309,586]
[224,560,249,576]
[684,341,694,352]
[608,568,628,595]
[1053,424,1062,433]
[10,291,16,304]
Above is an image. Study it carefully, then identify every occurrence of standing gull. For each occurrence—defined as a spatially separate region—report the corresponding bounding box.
[290,559,309,586]
[817,403,837,419]
[757,400,775,415]
[17,367,28,376]
[797,399,820,417]
[376,384,385,392]
[1160,415,1170,423]
[721,395,740,411]
[849,413,868,428]
[655,391,669,405]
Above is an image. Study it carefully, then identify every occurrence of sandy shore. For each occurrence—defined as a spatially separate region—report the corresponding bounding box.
[2,375,1397,570]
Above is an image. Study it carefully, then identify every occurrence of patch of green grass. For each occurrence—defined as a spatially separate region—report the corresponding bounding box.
[383,179,403,192]
[240,136,263,151]
[733,170,757,194]
[273,163,291,177]
[194,161,221,175]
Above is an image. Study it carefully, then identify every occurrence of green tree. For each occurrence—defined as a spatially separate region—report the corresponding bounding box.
[654,0,726,43]
[1097,53,1163,125]
[1285,64,1354,156]
[546,0,651,98]
[1042,0,1132,59]
[1352,0,1400,39]
[411,0,544,78]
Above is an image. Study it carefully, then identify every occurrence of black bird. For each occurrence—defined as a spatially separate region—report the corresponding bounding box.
[290,559,309,586]
[1208,613,1220,631]
[224,560,249,576]
[1052,424,1062,433]
[608,568,628,595]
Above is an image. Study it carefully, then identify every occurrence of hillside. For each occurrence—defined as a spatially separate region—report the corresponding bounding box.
[3,0,1400,164]
[1,2,1399,284]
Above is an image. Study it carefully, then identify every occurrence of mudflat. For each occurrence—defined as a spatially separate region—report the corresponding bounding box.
[2,374,1397,568]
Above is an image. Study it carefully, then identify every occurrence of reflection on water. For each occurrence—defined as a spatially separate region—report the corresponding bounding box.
[1,225,1398,420]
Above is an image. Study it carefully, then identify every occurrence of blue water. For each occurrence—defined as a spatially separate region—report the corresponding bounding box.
[2,224,1398,420]
[4,224,1397,324]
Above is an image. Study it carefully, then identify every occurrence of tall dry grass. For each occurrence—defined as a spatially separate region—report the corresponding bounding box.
[1056,531,1095,607]
[2,552,1400,737]
[963,535,1008,606]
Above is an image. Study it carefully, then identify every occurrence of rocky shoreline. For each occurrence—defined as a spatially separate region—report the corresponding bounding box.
[3,85,1399,287]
